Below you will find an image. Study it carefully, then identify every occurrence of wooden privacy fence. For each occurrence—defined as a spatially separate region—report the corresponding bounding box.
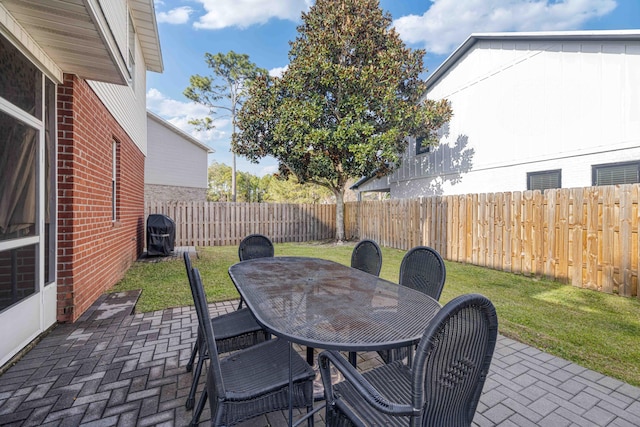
[145,201,335,247]
[345,184,639,298]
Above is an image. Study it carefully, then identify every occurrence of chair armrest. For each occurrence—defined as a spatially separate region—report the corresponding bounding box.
[318,350,418,417]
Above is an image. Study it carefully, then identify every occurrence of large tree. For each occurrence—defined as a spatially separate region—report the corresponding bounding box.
[184,51,266,202]
[235,0,452,241]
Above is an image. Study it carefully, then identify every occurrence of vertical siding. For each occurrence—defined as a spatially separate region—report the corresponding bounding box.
[359,39,640,199]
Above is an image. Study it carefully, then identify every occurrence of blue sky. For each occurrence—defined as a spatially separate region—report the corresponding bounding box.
[147,0,640,176]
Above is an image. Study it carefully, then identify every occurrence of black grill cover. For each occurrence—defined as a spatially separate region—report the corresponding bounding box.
[146,214,176,256]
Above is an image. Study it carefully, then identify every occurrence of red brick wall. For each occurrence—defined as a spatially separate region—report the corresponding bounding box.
[57,74,145,323]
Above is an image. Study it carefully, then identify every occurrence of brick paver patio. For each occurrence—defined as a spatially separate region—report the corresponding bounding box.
[1,289,639,426]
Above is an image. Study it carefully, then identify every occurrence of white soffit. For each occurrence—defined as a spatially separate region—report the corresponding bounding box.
[130,0,163,73]
[2,0,163,84]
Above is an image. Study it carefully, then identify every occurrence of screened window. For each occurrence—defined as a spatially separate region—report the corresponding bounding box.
[592,162,640,186]
[527,169,561,191]
[0,32,56,310]
[0,35,42,118]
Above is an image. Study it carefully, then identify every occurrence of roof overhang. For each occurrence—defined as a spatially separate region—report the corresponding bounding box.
[2,0,162,85]
[426,29,640,90]
[130,0,163,73]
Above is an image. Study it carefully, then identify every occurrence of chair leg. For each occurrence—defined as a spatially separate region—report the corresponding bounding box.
[186,353,205,410]
[306,346,314,365]
[186,339,199,373]
[348,351,357,367]
[307,403,314,427]
[191,387,207,426]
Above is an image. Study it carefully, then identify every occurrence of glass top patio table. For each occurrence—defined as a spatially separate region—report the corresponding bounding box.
[228,256,442,352]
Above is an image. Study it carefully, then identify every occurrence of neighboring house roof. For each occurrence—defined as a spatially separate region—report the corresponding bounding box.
[350,166,390,190]
[426,29,640,89]
[147,111,214,154]
[1,0,163,84]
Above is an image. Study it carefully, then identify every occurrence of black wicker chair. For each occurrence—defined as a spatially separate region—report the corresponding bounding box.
[188,266,315,426]
[238,233,274,261]
[183,253,269,410]
[319,294,498,427]
[237,234,274,309]
[350,239,382,276]
[398,246,446,299]
[345,239,383,365]
[378,246,447,364]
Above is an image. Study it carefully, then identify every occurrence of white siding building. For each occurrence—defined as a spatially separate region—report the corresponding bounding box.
[145,111,213,202]
[353,30,640,198]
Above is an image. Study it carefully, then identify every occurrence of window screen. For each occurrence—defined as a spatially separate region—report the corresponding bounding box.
[527,169,561,191]
[592,162,640,186]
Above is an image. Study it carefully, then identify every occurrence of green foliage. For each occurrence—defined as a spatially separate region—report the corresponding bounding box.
[262,174,333,203]
[235,0,453,239]
[184,51,267,130]
[206,161,332,203]
[207,161,233,201]
[184,51,267,201]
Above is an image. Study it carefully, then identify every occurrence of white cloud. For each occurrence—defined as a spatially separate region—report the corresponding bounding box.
[269,66,288,77]
[146,88,229,145]
[192,0,312,29]
[146,88,278,176]
[393,0,617,55]
[156,6,193,24]
[259,164,279,176]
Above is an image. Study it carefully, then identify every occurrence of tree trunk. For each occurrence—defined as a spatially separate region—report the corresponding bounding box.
[335,189,345,242]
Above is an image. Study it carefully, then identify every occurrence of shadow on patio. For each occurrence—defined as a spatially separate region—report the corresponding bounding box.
[0,291,639,426]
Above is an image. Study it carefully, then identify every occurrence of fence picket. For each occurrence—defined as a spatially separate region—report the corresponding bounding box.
[145,184,639,298]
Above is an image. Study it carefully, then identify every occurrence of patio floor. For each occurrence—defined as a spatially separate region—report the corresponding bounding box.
[1,290,639,426]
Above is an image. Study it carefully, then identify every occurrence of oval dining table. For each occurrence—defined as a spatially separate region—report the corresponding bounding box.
[228,256,442,426]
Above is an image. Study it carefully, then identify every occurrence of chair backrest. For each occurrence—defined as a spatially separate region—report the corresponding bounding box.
[189,267,226,400]
[351,239,382,276]
[411,294,498,427]
[238,234,274,261]
[399,246,446,301]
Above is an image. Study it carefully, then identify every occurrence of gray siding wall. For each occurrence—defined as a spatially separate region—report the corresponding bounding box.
[145,116,209,189]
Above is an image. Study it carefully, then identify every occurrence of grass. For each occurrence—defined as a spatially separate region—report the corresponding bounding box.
[111,241,640,387]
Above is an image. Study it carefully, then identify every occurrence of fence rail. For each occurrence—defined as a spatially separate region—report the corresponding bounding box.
[345,184,639,298]
[145,201,335,247]
[146,184,639,298]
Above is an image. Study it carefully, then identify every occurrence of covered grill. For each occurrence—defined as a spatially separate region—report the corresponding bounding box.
[146,214,176,256]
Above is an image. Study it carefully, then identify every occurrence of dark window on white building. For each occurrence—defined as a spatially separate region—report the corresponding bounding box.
[527,169,561,191]
[592,161,640,186]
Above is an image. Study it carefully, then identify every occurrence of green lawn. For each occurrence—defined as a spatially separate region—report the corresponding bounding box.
[111,241,640,387]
